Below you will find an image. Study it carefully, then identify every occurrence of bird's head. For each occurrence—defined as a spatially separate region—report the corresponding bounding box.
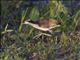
[23,19,38,25]
[23,19,32,24]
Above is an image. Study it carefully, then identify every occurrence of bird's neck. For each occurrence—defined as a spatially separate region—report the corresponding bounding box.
[27,22,38,27]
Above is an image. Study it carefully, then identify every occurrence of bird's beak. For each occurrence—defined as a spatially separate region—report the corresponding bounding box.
[23,19,31,24]
[22,21,28,24]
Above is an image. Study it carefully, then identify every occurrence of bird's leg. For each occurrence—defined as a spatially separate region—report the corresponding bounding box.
[33,31,51,39]
[48,30,53,35]
[33,31,44,39]
[41,33,51,36]
[33,33,42,39]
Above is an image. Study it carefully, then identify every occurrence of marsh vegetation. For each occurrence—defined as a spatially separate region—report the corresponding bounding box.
[1,1,80,60]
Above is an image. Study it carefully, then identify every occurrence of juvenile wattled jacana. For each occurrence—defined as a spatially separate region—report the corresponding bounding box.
[24,18,60,31]
[23,18,61,38]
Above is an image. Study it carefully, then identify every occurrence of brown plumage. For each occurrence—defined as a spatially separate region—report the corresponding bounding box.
[39,18,59,28]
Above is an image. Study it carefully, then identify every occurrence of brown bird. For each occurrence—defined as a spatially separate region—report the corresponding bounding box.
[23,18,61,38]
[23,18,60,32]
